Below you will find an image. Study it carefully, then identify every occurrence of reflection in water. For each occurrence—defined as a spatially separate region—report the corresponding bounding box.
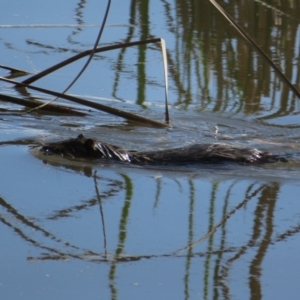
[5,0,298,120]
[67,0,87,45]
[1,156,300,299]
[205,182,219,300]
[170,0,300,117]
[184,180,195,300]
[112,0,150,106]
[0,195,97,260]
[112,0,300,117]
[216,183,279,299]
[136,0,149,106]
[0,162,299,299]
[109,174,133,300]
[248,184,278,299]
[1,0,300,299]
[94,171,108,257]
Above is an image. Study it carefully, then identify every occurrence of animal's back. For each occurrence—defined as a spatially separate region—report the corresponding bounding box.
[34,134,288,165]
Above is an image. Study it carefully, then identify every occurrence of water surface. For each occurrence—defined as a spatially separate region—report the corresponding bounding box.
[1,1,300,299]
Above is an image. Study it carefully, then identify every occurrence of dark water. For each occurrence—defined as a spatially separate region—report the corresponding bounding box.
[1,0,300,299]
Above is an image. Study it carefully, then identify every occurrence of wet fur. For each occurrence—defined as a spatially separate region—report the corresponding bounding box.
[36,134,287,165]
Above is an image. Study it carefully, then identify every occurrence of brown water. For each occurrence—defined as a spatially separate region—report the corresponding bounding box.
[1,0,300,299]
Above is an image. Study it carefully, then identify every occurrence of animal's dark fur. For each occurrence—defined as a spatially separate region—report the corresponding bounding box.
[35,134,288,165]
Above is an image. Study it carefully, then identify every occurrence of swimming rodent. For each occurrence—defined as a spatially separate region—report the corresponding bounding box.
[34,134,288,165]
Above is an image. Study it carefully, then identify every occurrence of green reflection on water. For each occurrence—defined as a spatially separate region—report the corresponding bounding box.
[1,0,300,299]
[110,0,300,118]
[109,174,133,300]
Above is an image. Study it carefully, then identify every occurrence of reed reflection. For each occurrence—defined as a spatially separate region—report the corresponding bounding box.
[2,153,298,300]
[166,0,300,116]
